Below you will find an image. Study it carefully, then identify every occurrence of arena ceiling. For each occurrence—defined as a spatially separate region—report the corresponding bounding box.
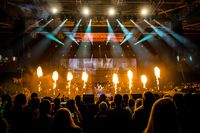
[0,0,200,59]
[0,0,200,29]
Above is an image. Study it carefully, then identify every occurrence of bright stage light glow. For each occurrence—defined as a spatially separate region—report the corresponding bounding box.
[189,55,193,61]
[113,73,119,94]
[177,56,180,62]
[37,66,43,78]
[154,66,160,78]
[82,7,90,16]
[128,70,133,90]
[154,66,160,90]
[108,8,116,16]
[141,75,147,84]
[82,72,88,82]
[67,72,73,81]
[113,73,119,84]
[51,7,58,14]
[141,75,147,88]
[52,71,59,92]
[82,71,88,88]
[141,8,149,16]
[52,71,59,81]
[13,56,16,61]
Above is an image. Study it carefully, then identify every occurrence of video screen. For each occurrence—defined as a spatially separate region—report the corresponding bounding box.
[65,58,136,71]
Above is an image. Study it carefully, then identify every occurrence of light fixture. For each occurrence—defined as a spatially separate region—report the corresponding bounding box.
[141,8,149,16]
[51,7,58,14]
[82,7,90,16]
[108,7,116,16]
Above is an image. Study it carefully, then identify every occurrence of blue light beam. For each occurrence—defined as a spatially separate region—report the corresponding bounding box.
[134,34,155,45]
[116,19,133,45]
[52,19,68,35]
[153,19,196,49]
[45,33,64,45]
[76,19,93,58]
[130,19,144,33]
[106,19,115,45]
[36,19,54,32]
[85,19,93,44]
[144,19,179,51]
[64,19,82,45]
[43,19,67,45]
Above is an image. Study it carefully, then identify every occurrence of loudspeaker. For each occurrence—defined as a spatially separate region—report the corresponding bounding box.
[83,94,94,104]
[131,94,142,100]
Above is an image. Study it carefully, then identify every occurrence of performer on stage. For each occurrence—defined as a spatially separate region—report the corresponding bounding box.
[96,83,103,97]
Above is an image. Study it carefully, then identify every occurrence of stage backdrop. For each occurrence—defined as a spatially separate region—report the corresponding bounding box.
[60,58,137,83]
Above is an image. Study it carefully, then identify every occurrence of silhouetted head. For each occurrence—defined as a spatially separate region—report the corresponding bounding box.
[40,99,51,115]
[31,93,38,99]
[54,98,61,106]
[99,94,106,101]
[98,101,108,112]
[143,91,155,109]
[66,99,77,112]
[173,93,184,109]
[14,93,27,107]
[114,94,123,107]
[75,95,81,104]
[135,98,142,109]
[123,94,129,105]
[128,98,135,107]
[30,97,40,110]
[52,108,77,129]
[145,98,181,133]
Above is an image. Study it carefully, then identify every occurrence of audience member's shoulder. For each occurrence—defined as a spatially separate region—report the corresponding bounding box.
[135,105,144,112]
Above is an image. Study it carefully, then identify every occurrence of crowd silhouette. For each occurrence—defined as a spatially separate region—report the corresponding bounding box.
[0,90,200,133]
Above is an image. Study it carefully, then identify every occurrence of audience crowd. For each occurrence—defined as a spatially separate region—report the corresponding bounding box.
[0,90,200,133]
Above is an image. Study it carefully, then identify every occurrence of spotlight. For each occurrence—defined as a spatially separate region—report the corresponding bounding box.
[108,7,116,16]
[141,8,149,16]
[51,7,58,14]
[82,7,90,16]
[13,56,17,61]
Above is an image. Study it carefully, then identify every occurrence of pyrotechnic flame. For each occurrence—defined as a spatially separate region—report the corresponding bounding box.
[154,66,160,78]
[82,72,88,88]
[82,72,88,82]
[128,70,133,89]
[52,71,59,90]
[141,75,147,88]
[67,72,73,95]
[37,66,43,92]
[154,66,160,90]
[67,72,73,81]
[37,66,43,77]
[113,73,119,94]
